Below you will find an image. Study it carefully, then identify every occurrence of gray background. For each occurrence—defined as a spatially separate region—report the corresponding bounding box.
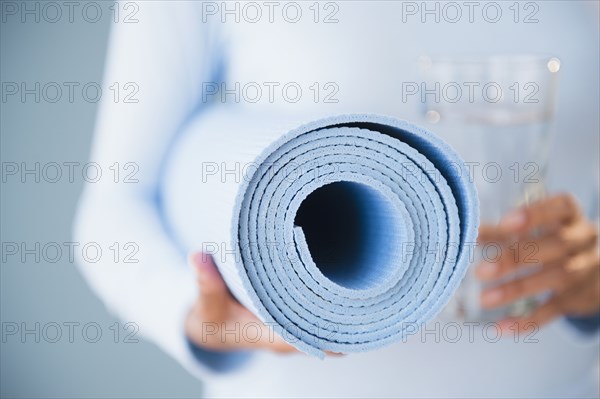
[0,6,204,398]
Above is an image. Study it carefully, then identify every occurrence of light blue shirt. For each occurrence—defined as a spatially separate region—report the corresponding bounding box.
[74,1,600,397]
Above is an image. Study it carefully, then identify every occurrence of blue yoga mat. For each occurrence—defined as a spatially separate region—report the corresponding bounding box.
[161,111,479,357]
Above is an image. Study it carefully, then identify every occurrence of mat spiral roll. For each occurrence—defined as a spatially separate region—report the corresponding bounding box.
[162,112,479,357]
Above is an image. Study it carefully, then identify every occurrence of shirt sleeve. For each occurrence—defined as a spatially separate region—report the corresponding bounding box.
[73,1,252,378]
[566,313,600,335]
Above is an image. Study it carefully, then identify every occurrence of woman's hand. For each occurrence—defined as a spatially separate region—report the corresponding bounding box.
[185,252,297,353]
[476,193,600,333]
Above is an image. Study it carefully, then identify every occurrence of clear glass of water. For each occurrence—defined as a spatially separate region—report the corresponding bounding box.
[417,55,561,321]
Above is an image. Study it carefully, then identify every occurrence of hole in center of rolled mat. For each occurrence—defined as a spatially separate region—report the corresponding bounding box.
[294,181,402,290]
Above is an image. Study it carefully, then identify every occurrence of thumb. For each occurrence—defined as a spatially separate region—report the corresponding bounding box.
[189,252,230,318]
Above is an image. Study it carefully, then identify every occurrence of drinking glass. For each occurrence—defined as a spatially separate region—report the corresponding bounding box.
[417,55,561,321]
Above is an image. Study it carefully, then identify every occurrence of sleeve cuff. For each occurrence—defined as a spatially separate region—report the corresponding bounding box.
[186,338,255,373]
[566,312,600,335]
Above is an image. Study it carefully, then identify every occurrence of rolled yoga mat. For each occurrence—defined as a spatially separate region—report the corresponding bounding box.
[161,110,479,357]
